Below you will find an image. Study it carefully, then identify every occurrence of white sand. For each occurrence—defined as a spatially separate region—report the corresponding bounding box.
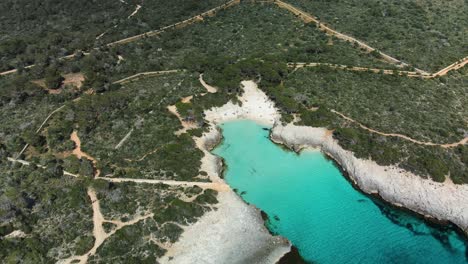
[162,79,468,264]
[160,81,290,264]
[4,230,27,239]
[204,81,280,126]
[160,191,290,264]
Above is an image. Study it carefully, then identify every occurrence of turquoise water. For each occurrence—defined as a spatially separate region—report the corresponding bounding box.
[213,120,467,264]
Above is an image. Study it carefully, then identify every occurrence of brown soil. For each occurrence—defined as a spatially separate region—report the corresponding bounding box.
[70,130,101,177]
[32,73,84,94]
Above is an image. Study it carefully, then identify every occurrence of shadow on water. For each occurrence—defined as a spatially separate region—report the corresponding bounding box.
[282,142,468,262]
[372,198,468,256]
[324,155,468,261]
[260,211,314,264]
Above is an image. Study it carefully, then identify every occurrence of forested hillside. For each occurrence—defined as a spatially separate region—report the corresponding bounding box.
[0,0,466,262]
[285,0,467,71]
[0,0,228,71]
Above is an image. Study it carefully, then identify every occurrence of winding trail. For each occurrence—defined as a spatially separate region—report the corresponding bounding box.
[167,105,199,135]
[278,0,467,77]
[289,59,467,78]
[123,147,159,162]
[332,110,467,148]
[199,74,218,93]
[106,0,240,47]
[127,4,142,19]
[289,62,427,77]
[0,0,465,78]
[274,0,427,73]
[71,130,101,177]
[166,74,220,134]
[0,0,241,76]
[432,56,468,77]
[59,188,154,264]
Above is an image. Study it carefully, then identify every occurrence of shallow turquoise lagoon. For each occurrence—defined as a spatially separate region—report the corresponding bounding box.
[213,120,467,264]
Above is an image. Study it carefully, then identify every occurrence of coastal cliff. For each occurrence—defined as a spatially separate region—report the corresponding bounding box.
[163,80,467,263]
[271,124,468,236]
[160,81,290,263]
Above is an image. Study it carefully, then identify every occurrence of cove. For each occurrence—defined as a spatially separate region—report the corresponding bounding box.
[212,120,467,263]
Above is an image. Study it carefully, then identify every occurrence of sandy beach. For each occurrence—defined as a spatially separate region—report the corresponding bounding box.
[160,81,290,264]
[161,80,468,263]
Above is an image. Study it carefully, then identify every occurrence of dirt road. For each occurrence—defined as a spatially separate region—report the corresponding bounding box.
[332,110,467,148]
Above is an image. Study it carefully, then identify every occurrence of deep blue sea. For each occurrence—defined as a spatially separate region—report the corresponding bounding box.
[213,120,467,264]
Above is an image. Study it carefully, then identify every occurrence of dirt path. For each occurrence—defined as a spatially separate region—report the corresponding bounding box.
[71,130,101,177]
[8,156,227,192]
[289,62,428,77]
[128,4,142,19]
[106,0,240,47]
[4,230,27,239]
[0,64,35,76]
[113,70,182,84]
[275,0,429,74]
[59,188,153,264]
[181,95,193,103]
[7,157,228,192]
[290,59,467,78]
[8,157,80,177]
[332,110,467,148]
[167,105,199,135]
[0,0,241,76]
[1,0,464,78]
[35,106,66,135]
[199,74,218,93]
[16,105,66,158]
[123,147,159,162]
[114,128,134,150]
[432,56,468,77]
[167,73,221,135]
[0,53,88,76]
[96,177,230,192]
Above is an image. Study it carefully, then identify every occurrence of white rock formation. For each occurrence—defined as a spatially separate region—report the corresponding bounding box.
[162,79,468,264]
[271,124,468,235]
[160,81,290,264]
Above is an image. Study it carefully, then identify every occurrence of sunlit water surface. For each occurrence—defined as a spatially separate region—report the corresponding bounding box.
[213,120,467,263]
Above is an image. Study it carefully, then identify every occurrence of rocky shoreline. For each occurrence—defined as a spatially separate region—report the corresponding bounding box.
[270,124,468,237]
[162,80,467,263]
[159,81,290,264]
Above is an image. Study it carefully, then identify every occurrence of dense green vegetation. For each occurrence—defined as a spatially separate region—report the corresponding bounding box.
[0,161,93,262]
[87,182,216,262]
[0,0,466,262]
[285,67,467,143]
[0,0,228,71]
[114,2,395,74]
[0,75,68,156]
[70,73,206,181]
[286,0,467,71]
[267,67,467,183]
